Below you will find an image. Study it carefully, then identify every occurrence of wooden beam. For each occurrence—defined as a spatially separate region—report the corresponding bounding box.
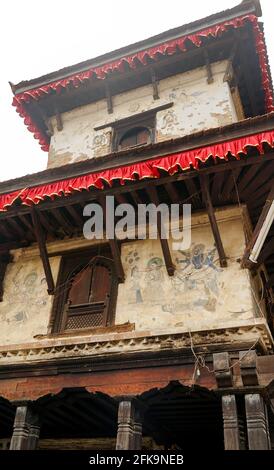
[237,165,260,194]
[164,183,180,203]
[18,214,35,235]
[94,102,172,131]
[185,178,201,209]
[147,187,175,276]
[31,208,55,294]
[150,67,159,100]
[200,175,227,267]
[105,80,113,114]
[51,208,73,235]
[5,218,29,241]
[65,205,83,227]
[204,48,213,84]
[99,196,125,282]
[39,211,58,236]
[220,167,242,201]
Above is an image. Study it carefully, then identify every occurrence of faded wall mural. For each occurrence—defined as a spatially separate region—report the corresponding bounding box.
[0,255,60,345]
[0,207,259,346]
[116,212,256,331]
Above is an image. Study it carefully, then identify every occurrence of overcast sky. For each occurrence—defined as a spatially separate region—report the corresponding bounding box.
[1,0,273,182]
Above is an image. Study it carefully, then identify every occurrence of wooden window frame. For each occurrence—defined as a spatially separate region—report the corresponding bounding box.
[118,126,152,151]
[112,113,156,152]
[51,249,119,334]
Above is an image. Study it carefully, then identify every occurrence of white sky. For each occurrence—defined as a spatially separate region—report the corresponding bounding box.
[1,0,273,182]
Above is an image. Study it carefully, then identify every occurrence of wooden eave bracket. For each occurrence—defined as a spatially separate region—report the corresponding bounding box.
[204,49,213,84]
[242,185,274,269]
[150,67,160,100]
[105,80,113,114]
[0,253,13,302]
[54,105,63,131]
[147,187,175,276]
[99,196,125,282]
[200,175,227,268]
[32,102,53,137]
[223,41,238,83]
[31,208,55,295]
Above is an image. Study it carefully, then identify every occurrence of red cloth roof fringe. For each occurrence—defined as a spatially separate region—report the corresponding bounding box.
[1,129,274,212]
[12,15,274,152]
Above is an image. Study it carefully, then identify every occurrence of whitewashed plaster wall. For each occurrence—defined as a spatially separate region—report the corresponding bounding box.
[0,206,264,347]
[48,60,238,168]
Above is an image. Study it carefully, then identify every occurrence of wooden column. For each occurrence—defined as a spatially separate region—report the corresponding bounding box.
[222,395,241,450]
[116,399,142,450]
[245,394,271,450]
[133,407,143,450]
[27,419,41,450]
[10,404,40,450]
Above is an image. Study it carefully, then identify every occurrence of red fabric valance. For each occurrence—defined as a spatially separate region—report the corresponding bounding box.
[1,129,274,212]
[12,14,274,152]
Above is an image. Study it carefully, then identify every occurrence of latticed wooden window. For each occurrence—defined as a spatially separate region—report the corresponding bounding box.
[118,127,151,150]
[51,251,118,333]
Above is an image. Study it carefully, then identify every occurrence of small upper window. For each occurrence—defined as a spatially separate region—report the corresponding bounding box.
[118,126,151,150]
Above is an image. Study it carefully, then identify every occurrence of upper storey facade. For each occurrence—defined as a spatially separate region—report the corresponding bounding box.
[47,60,242,168]
[10,0,272,169]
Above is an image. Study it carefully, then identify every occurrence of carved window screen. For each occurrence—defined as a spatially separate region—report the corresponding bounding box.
[51,251,118,333]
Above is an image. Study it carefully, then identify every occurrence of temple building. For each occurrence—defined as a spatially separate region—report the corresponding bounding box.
[0,0,274,450]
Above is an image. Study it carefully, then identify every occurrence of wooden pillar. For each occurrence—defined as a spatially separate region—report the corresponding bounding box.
[245,394,271,450]
[10,404,40,450]
[116,399,143,450]
[133,408,143,450]
[222,395,241,450]
[27,420,40,450]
